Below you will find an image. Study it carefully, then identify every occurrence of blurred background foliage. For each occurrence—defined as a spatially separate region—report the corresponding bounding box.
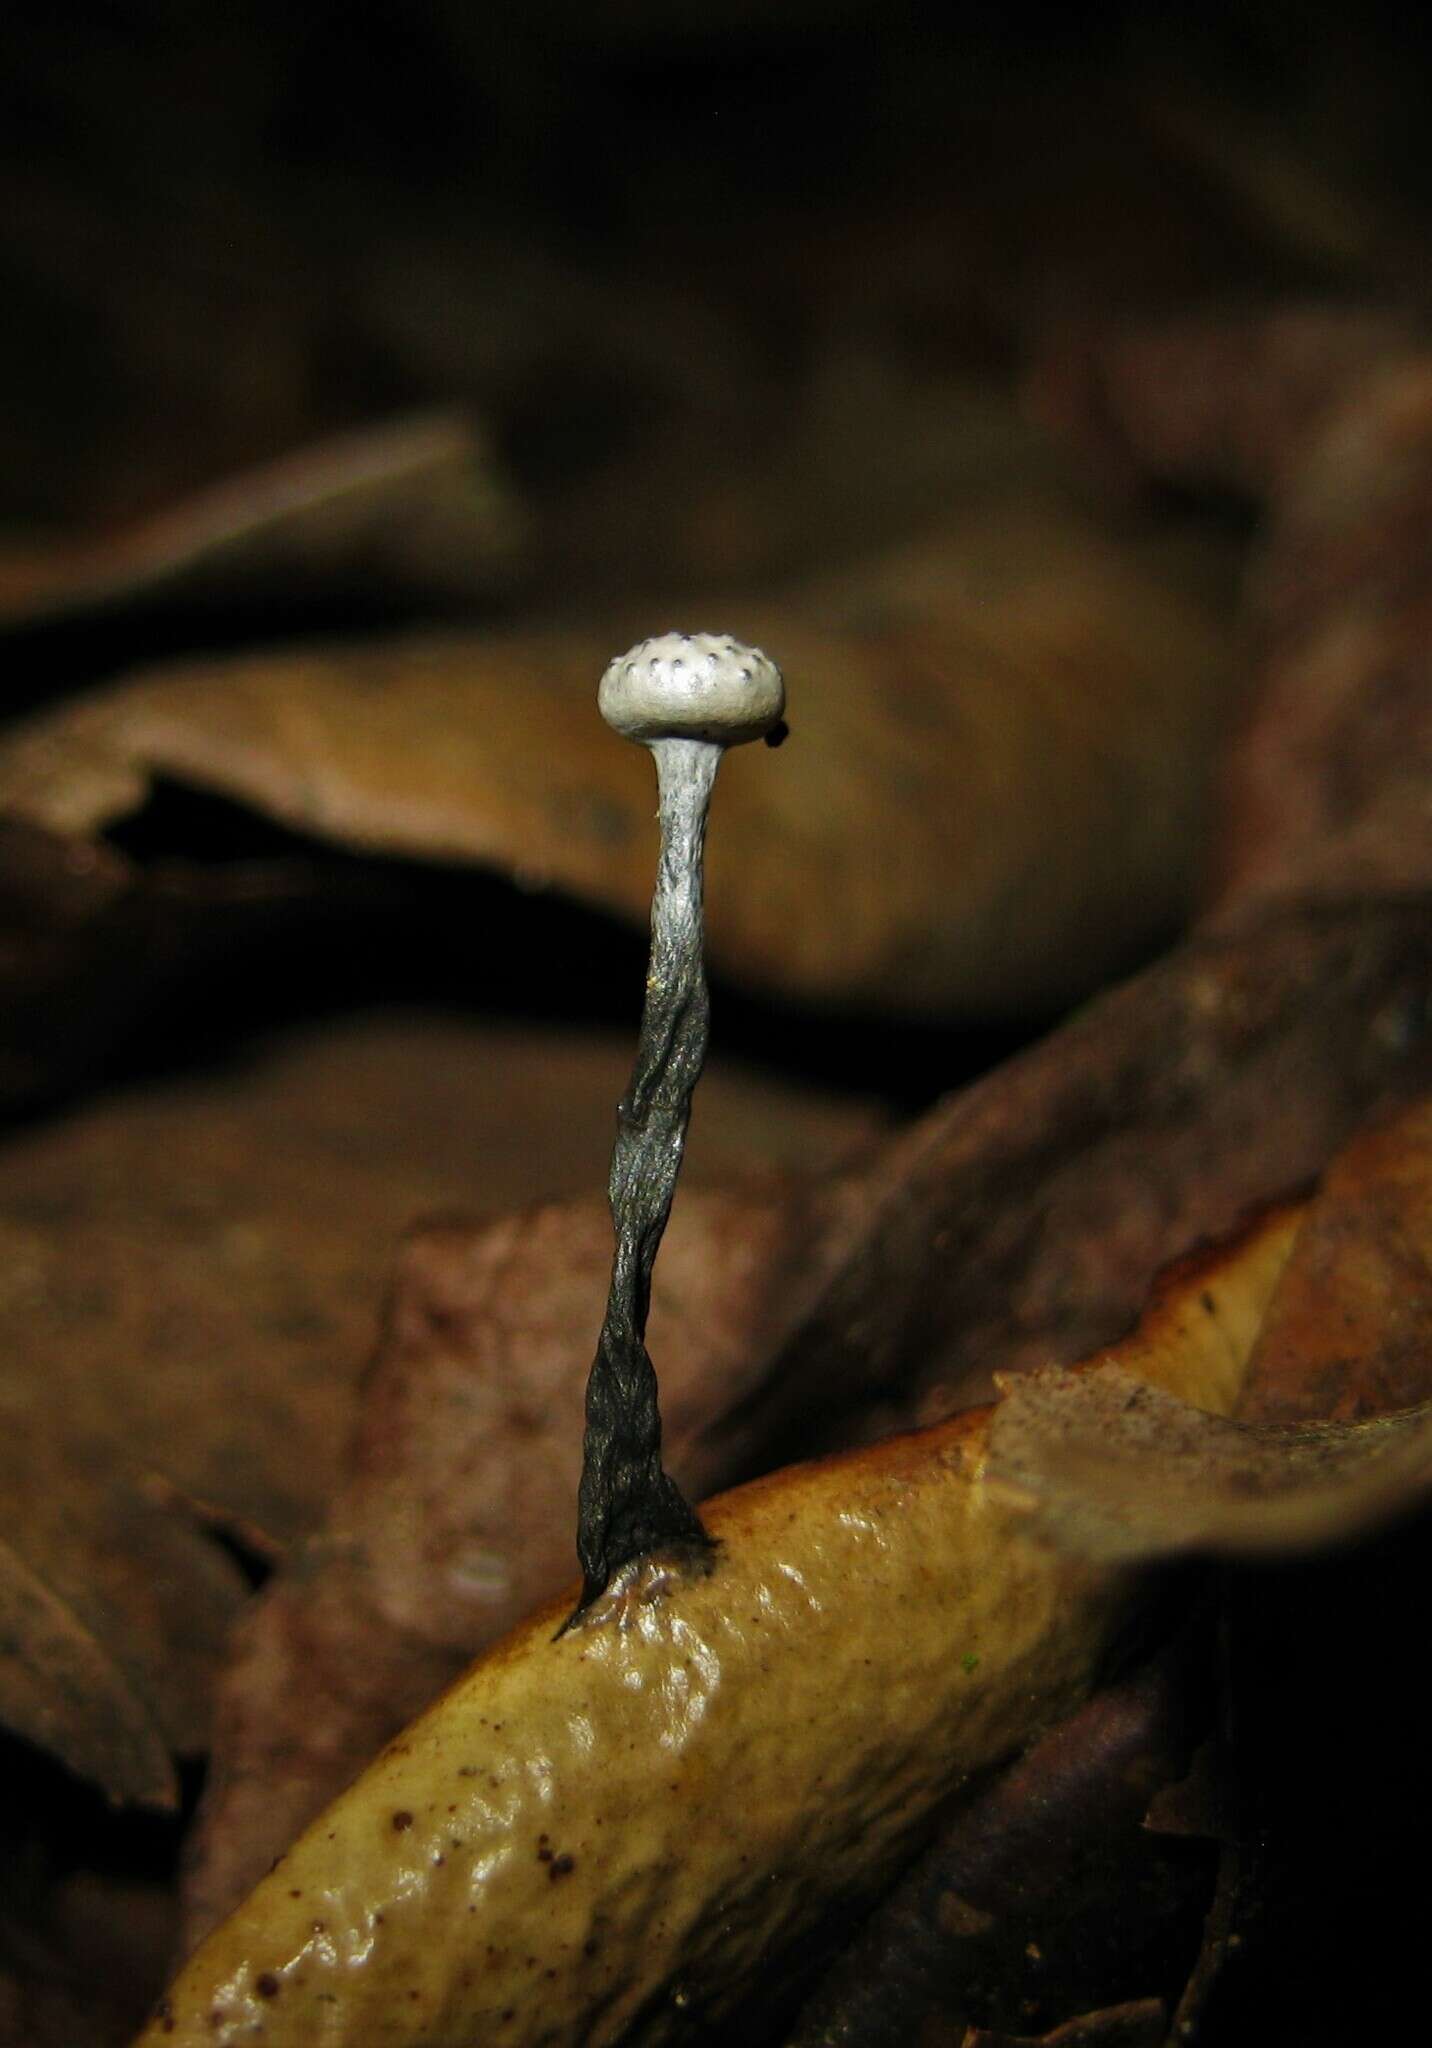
[4,1,1427,542]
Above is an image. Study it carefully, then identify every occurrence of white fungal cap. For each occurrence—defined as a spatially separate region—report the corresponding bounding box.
[599,632,784,746]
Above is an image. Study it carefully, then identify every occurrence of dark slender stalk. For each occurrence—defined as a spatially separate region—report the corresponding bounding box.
[571,739,721,1615]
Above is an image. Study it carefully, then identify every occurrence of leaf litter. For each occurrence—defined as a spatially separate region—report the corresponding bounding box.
[984,1092,1432,1565]
[0,247,1425,2048]
[181,893,1432,1940]
[5,50,1432,2048]
[173,284,1432,1981]
[0,1010,880,1811]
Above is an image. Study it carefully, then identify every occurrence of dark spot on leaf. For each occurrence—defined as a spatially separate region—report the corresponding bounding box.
[549,1853,576,1879]
[256,1975,280,2000]
[392,1809,414,1831]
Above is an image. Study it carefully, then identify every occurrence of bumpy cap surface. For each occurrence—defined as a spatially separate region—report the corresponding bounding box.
[599,632,784,746]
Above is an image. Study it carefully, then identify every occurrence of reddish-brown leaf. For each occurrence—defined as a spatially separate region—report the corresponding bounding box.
[1028,305,1432,917]
[1242,1094,1432,1422]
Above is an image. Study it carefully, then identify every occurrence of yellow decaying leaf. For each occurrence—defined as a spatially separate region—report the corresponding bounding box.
[137,1207,1297,2047]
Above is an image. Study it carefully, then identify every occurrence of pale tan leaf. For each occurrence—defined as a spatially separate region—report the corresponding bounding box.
[0,496,1240,1015]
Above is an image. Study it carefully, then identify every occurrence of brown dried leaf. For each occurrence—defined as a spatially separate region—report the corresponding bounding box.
[985,1093,1432,1564]
[1027,305,1432,915]
[721,898,1432,1462]
[0,413,524,628]
[1241,1094,1432,1422]
[0,1009,875,1546]
[1217,349,1432,913]
[0,495,1238,1015]
[987,1370,1432,1564]
[0,1526,184,1811]
[0,1011,874,1806]
[0,1373,257,1799]
[0,815,349,1113]
[1027,305,1414,502]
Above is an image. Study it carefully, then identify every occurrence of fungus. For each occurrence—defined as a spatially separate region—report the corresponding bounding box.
[570,631,786,1617]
